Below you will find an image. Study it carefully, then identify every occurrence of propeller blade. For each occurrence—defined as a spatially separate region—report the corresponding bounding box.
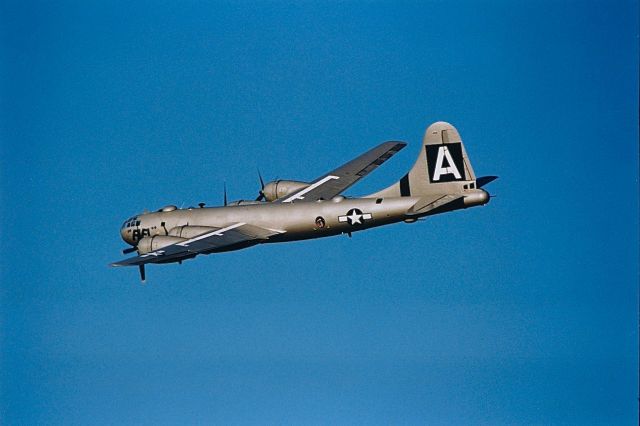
[122,246,137,254]
[255,169,266,201]
[257,169,265,190]
[139,264,146,283]
[223,181,228,206]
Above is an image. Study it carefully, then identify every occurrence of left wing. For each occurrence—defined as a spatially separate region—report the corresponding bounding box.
[111,223,282,267]
[277,141,406,203]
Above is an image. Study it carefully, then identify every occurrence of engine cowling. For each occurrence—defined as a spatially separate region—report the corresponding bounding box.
[168,226,218,239]
[262,180,309,201]
[137,236,186,254]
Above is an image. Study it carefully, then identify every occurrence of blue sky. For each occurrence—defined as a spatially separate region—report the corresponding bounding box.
[1,1,638,424]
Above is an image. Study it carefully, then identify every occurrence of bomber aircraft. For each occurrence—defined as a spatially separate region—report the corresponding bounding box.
[111,121,497,281]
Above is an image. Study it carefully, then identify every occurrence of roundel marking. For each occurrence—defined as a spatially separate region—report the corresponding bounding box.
[338,208,373,226]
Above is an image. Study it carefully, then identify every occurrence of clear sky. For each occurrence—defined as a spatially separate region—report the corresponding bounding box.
[1,1,638,424]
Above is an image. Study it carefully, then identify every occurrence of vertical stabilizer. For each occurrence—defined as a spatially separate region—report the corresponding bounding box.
[368,121,478,198]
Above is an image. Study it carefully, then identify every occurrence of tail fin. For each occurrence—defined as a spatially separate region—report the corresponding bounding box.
[369,121,478,198]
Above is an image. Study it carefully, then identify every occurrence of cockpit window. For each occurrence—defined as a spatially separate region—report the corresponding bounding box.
[122,217,139,229]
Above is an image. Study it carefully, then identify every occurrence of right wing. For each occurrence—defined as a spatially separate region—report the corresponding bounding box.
[277,141,406,203]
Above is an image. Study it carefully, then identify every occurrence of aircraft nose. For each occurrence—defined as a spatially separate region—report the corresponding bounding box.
[120,226,128,243]
[120,224,134,245]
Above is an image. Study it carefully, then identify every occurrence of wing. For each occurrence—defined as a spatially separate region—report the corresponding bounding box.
[277,141,406,203]
[110,223,283,267]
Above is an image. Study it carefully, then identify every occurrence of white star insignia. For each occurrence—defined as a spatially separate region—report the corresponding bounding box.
[338,209,372,225]
[347,211,363,225]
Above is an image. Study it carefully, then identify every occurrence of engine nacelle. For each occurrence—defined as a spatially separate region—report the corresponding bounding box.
[137,236,186,254]
[168,226,218,239]
[262,180,309,201]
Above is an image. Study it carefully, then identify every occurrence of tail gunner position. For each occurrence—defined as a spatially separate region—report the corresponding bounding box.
[112,122,497,281]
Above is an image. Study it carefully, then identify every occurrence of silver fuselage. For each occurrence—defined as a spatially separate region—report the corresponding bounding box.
[121,196,422,248]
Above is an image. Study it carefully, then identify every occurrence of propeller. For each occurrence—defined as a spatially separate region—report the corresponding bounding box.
[255,170,266,201]
[122,246,137,254]
[139,264,146,283]
[223,181,228,206]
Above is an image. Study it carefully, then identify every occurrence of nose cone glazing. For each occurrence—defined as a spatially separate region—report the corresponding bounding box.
[120,217,138,245]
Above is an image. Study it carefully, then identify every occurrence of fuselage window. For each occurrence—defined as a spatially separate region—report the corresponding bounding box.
[376,198,383,204]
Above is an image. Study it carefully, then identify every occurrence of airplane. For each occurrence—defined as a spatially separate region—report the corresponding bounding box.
[111,121,497,282]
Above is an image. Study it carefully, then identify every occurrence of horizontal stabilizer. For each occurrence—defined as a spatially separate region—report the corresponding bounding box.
[476,176,498,188]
